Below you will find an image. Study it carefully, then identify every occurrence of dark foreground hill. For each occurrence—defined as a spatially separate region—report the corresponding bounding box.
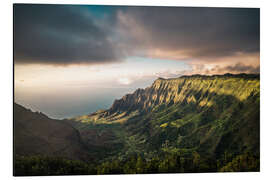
[14,73,260,175]
[14,103,91,161]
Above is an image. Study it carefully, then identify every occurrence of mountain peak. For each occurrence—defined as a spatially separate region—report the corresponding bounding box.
[86,73,260,120]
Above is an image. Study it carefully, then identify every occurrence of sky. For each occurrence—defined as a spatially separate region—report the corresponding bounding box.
[14,4,260,119]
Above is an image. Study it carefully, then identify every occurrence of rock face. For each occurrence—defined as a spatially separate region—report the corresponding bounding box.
[72,73,259,159]
[107,74,259,117]
[109,88,148,113]
[13,73,260,175]
[14,103,90,161]
[14,73,260,172]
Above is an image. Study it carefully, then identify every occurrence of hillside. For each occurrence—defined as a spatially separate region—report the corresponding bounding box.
[67,73,260,172]
[14,103,91,161]
[14,73,260,175]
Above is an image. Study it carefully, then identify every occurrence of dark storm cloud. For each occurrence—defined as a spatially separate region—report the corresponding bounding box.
[118,7,260,60]
[14,4,121,65]
[222,63,260,74]
[14,5,260,65]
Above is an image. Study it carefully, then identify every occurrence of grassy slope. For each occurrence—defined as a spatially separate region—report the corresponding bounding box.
[68,74,259,166]
[14,74,260,175]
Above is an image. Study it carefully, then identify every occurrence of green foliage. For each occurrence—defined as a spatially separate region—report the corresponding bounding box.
[14,155,96,176]
[15,151,259,175]
[219,152,259,172]
[15,74,260,175]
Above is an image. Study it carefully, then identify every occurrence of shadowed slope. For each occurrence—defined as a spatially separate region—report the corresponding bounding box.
[14,73,260,174]
[69,73,259,164]
[14,103,91,161]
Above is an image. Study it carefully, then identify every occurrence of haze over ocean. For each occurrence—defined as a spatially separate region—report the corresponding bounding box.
[14,5,259,118]
[15,57,190,118]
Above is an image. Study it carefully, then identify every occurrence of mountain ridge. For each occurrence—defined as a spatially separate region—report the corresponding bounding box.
[72,73,259,124]
[68,73,259,164]
[14,73,260,174]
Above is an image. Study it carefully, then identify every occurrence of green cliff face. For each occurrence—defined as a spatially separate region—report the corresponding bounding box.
[15,74,260,175]
[67,73,259,172]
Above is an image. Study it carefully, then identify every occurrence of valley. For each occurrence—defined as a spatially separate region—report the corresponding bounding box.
[14,73,260,175]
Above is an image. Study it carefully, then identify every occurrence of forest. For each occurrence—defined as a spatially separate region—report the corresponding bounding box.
[14,74,260,175]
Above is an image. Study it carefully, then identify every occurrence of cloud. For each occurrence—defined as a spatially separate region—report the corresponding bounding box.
[14,5,260,69]
[117,7,260,61]
[183,62,260,75]
[221,63,260,74]
[153,70,189,79]
[118,77,132,85]
[14,4,123,65]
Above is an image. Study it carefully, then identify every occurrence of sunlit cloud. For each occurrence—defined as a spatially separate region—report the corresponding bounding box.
[14,5,260,118]
[118,77,132,85]
[14,5,259,69]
